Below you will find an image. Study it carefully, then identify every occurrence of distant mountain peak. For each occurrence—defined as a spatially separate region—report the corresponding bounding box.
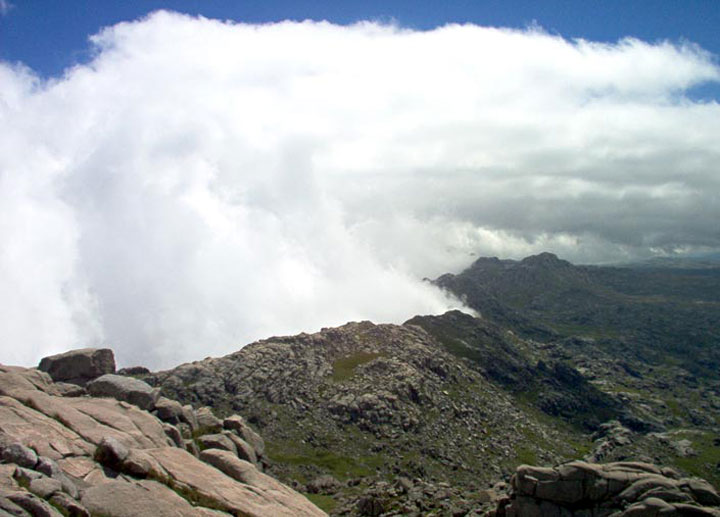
[520,252,571,268]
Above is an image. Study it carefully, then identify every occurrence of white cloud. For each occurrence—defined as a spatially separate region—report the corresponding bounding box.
[1,11,718,368]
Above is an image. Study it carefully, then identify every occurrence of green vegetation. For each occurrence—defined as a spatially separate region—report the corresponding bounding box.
[665,398,684,418]
[304,494,338,513]
[670,432,720,486]
[437,255,720,378]
[331,352,383,382]
[515,445,538,465]
[266,440,385,481]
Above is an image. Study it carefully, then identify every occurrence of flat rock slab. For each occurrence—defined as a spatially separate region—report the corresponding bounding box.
[81,479,209,517]
[0,396,93,460]
[0,367,59,398]
[147,447,327,517]
[5,389,170,452]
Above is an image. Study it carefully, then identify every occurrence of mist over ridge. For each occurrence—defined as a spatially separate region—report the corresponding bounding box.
[1,11,719,369]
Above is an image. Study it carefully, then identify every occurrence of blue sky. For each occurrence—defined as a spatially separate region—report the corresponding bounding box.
[2,1,719,89]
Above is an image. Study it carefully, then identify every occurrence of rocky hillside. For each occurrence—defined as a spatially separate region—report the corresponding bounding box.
[0,348,325,516]
[6,252,720,516]
[435,252,720,376]
[433,253,720,482]
[143,320,577,514]
[145,315,653,515]
[133,252,720,515]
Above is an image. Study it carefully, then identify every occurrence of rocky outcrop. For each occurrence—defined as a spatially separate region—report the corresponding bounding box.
[147,320,589,514]
[87,373,160,411]
[37,348,115,385]
[0,355,326,516]
[497,460,720,517]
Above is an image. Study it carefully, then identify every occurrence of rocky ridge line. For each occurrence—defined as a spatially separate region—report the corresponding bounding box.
[0,348,326,517]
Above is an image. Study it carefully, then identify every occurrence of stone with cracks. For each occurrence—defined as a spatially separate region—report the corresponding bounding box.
[154,397,184,424]
[0,360,327,517]
[1,444,37,469]
[87,374,160,411]
[499,461,720,517]
[81,479,213,517]
[146,447,327,516]
[38,349,115,385]
[223,415,265,458]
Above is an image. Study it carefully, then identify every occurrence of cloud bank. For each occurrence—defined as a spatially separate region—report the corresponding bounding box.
[1,12,719,368]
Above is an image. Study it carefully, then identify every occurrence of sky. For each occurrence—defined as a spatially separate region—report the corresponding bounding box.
[1,2,719,369]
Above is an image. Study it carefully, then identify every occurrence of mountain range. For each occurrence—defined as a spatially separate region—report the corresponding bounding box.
[141,252,720,514]
[2,252,720,516]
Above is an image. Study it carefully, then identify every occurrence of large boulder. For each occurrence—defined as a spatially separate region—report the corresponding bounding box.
[195,407,223,433]
[498,461,720,517]
[154,397,184,424]
[38,349,115,385]
[87,374,160,411]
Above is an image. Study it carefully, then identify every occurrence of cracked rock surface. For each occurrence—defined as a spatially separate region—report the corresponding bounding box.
[0,353,325,517]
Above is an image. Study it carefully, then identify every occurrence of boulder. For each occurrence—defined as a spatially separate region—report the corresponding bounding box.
[28,476,63,499]
[13,467,43,485]
[38,348,115,385]
[500,461,720,517]
[120,449,165,478]
[180,405,199,432]
[196,434,237,455]
[1,444,37,469]
[0,494,28,516]
[116,366,150,376]
[357,495,385,517]
[307,474,343,495]
[94,437,129,470]
[223,415,265,458]
[35,457,61,478]
[683,478,720,506]
[162,423,184,449]
[48,492,90,517]
[154,397,184,424]
[195,407,223,433]
[224,433,257,465]
[199,449,262,485]
[0,366,59,397]
[6,491,63,517]
[87,374,160,410]
[53,383,86,397]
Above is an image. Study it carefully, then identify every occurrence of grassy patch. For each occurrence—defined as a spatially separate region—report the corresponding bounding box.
[331,352,383,382]
[304,493,338,513]
[515,445,538,465]
[567,438,592,458]
[549,322,618,340]
[670,432,720,486]
[267,441,385,480]
[665,398,684,418]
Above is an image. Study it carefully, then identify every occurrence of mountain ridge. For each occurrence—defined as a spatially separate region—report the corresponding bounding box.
[5,251,720,516]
